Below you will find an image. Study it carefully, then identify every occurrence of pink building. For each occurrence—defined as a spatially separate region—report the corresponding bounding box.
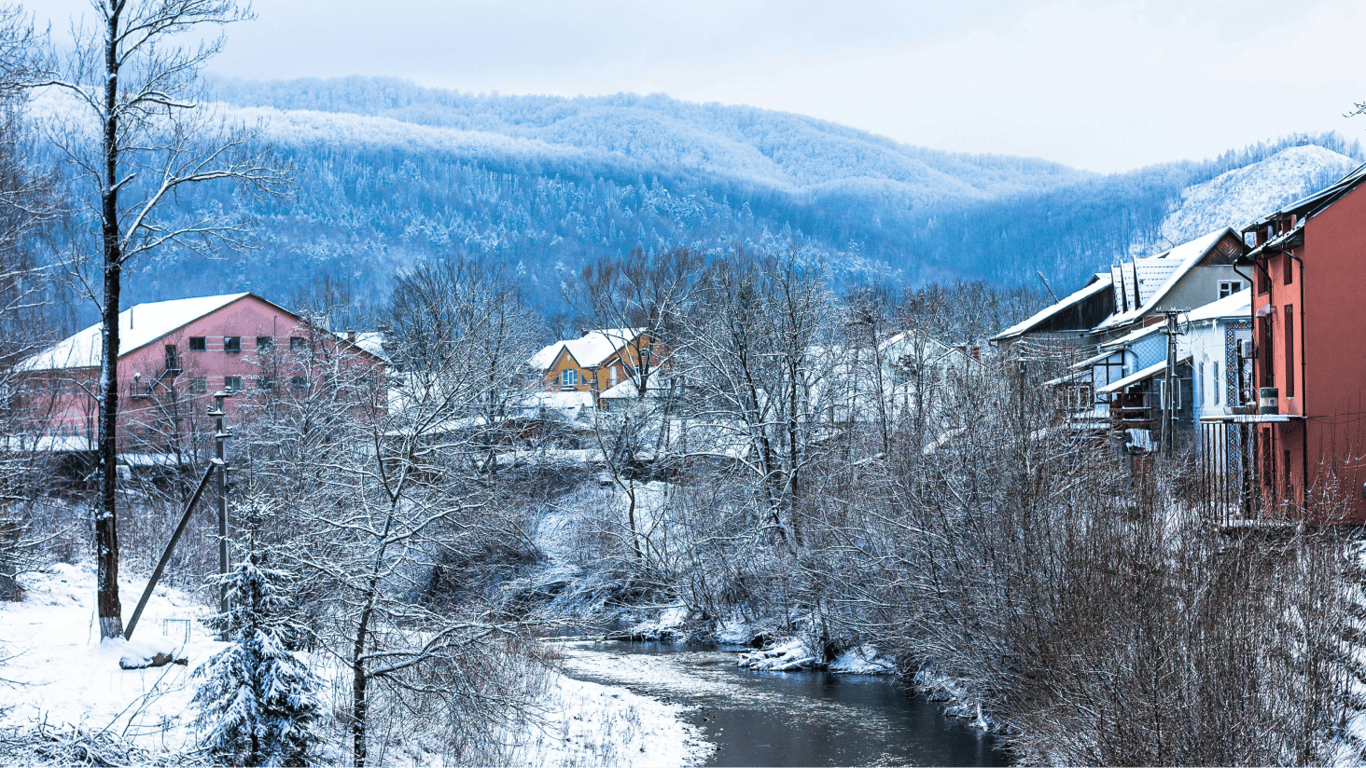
[15,293,385,459]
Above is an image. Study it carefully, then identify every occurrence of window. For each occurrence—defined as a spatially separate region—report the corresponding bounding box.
[290,376,308,392]
[224,376,242,392]
[189,377,207,394]
[1198,363,1205,405]
[1257,267,1268,295]
[256,376,275,391]
[223,336,241,353]
[1284,306,1294,398]
[256,336,274,353]
[1259,319,1274,387]
[1283,254,1293,285]
[561,369,576,388]
[290,337,306,351]
[189,336,206,351]
[610,366,618,387]
[1214,362,1221,405]
[1218,280,1242,299]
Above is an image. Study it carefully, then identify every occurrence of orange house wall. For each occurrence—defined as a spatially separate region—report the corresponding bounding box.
[540,333,659,393]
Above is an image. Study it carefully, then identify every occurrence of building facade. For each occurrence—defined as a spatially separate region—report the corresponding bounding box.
[15,293,385,462]
[1241,164,1366,523]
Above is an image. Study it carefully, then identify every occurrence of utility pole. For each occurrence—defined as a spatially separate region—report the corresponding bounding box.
[1162,310,1181,454]
[208,392,232,623]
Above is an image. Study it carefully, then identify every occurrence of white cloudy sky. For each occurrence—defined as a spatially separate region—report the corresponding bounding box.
[25,0,1366,172]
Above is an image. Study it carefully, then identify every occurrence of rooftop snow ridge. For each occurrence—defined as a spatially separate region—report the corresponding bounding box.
[18,293,253,372]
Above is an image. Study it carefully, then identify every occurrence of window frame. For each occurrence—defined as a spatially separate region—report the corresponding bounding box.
[256,336,274,353]
[223,376,242,392]
[290,376,308,392]
[189,336,206,352]
[223,336,241,354]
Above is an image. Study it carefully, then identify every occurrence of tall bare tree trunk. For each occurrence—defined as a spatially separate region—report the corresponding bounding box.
[95,3,123,640]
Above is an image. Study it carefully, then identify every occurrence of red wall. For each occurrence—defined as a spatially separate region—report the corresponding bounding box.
[1263,184,1366,522]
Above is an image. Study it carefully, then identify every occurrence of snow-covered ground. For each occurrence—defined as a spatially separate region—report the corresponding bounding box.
[0,562,711,766]
[514,675,712,768]
[0,562,219,755]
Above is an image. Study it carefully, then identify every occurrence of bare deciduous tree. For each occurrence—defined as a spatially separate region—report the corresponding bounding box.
[41,0,291,637]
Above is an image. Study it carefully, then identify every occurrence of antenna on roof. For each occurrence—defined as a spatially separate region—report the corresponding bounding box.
[1035,271,1059,303]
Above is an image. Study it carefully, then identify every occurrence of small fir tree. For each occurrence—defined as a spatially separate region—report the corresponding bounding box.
[194,496,322,767]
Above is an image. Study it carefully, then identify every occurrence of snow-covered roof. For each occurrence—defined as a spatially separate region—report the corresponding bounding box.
[18,293,254,372]
[1094,228,1235,332]
[1096,356,1190,395]
[599,377,675,400]
[336,330,386,360]
[528,328,642,370]
[992,273,1112,341]
[1184,288,1251,324]
[1099,321,1165,351]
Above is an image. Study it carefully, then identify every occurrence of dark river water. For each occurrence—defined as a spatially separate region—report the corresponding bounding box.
[555,640,1010,767]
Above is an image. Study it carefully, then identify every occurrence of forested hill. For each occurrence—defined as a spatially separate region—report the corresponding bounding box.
[62,76,1365,314]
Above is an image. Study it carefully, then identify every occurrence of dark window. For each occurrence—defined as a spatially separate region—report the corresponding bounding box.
[290,376,308,391]
[189,337,206,351]
[223,336,241,353]
[164,344,180,371]
[257,376,275,390]
[224,376,242,392]
[1284,449,1293,494]
[1284,254,1293,285]
[1218,280,1242,299]
[1284,306,1294,398]
[1262,435,1273,486]
[189,377,207,394]
[256,336,274,353]
[290,337,306,351]
[1259,319,1274,388]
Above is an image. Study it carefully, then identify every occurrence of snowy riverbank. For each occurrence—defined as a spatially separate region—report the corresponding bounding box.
[0,562,711,766]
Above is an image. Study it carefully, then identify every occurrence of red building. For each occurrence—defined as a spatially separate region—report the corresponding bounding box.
[14,293,385,463]
[1241,163,1366,523]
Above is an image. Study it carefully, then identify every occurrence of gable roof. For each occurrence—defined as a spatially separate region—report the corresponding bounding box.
[528,328,642,370]
[1093,227,1237,332]
[18,293,266,372]
[992,273,1113,341]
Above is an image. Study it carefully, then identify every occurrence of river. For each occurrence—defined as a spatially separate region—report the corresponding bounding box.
[555,639,1010,767]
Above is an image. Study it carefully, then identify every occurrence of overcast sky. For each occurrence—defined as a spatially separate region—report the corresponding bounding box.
[25,0,1366,172]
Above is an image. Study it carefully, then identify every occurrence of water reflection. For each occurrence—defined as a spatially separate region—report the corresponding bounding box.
[555,640,1010,767]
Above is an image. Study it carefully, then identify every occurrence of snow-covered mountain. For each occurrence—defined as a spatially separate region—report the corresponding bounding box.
[205,76,1094,206]
[38,75,1366,316]
[1160,145,1360,243]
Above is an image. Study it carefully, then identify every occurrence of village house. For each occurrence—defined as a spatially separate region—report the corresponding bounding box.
[1237,162,1366,523]
[1001,228,1250,452]
[14,293,386,464]
[528,328,657,406]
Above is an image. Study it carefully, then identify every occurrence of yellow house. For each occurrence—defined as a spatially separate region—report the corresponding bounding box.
[529,328,656,397]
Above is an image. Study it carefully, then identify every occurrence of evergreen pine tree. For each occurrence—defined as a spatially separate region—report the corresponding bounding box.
[193,496,323,767]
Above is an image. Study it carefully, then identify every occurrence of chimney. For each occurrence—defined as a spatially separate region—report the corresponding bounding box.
[347,330,356,343]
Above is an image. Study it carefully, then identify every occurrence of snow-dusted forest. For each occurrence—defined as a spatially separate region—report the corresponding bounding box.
[6,1,1366,767]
